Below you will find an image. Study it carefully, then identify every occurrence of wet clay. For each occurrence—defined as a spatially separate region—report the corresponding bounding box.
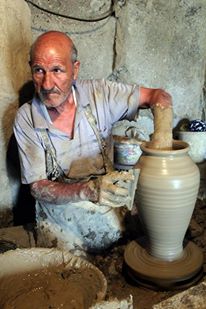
[1,266,102,309]
[68,154,105,178]
[148,105,173,150]
[98,169,140,209]
[0,248,107,309]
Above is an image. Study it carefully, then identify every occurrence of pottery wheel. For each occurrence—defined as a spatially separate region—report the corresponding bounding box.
[123,240,203,290]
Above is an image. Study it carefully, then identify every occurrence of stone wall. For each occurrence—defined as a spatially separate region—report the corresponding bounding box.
[27,0,115,79]
[27,0,206,122]
[115,0,206,122]
[0,0,206,226]
[0,0,31,226]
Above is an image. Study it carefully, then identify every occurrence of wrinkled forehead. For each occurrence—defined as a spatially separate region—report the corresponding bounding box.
[30,34,73,62]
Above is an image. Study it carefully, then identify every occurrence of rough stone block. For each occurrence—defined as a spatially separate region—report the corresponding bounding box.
[27,0,115,79]
[0,0,32,226]
[115,0,206,120]
[153,280,206,309]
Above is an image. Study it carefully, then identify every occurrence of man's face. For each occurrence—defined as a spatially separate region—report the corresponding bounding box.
[30,43,79,108]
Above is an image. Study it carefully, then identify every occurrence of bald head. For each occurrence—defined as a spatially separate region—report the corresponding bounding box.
[30,31,78,64]
[29,30,80,108]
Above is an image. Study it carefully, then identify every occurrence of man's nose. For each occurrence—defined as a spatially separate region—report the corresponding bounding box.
[42,72,54,90]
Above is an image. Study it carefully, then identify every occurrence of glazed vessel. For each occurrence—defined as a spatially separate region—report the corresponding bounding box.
[113,126,146,169]
[113,134,142,169]
[136,140,200,261]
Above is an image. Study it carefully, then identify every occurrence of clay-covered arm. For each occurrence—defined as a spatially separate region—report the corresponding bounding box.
[30,179,99,205]
[30,169,137,208]
[139,87,173,149]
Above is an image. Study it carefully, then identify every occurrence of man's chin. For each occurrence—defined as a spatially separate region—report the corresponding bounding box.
[40,97,65,108]
[38,92,70,108]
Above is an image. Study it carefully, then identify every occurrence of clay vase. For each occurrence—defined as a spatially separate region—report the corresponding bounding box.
[136,140,200,261]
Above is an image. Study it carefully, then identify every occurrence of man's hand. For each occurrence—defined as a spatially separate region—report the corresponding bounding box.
[139,88,173,150]
[147,131,173,149]
[30,169,139,208]
[96,169,139,209]
[149,104,173,150]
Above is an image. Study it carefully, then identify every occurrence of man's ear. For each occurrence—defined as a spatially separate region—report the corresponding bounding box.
[73,61,80,80]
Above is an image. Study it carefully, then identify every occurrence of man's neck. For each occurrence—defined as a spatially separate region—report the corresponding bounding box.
[47,92,76,137]
[47,91,74,114]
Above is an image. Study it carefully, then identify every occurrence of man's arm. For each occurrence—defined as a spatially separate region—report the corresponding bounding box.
[139,87,173,149]
[30,179,98,204]
[139,87,172,108]
[30,169,135,208]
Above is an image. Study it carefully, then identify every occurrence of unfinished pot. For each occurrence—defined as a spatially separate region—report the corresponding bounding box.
[136,140,200,261]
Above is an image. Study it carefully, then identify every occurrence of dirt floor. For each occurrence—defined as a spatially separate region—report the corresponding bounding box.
[89,198,206,309]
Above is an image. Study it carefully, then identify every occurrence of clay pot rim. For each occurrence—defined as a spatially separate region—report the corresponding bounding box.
[141,139,189,155]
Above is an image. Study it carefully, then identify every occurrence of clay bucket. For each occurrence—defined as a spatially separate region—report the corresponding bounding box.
[0,248,107,308]
[136,140,200,261]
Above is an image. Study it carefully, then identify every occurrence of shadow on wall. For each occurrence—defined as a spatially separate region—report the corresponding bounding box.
[6,81,36,226]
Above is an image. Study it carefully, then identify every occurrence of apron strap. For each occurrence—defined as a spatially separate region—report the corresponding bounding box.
[83,105,113,173]
[40,129,66,181]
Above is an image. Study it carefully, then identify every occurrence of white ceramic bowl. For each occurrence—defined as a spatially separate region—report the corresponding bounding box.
[178,131,206,163]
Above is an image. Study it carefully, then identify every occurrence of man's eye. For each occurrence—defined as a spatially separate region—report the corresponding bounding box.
[33,67,44,74]
[53,68,62,73]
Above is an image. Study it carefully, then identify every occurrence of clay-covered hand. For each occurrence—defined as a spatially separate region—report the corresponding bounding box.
[147,131,173,149]
[95,170,136,208]
[148,104,173,150]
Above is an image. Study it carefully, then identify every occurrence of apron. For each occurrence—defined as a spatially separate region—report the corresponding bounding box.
[41,104,113,183]
[36,101,125,255]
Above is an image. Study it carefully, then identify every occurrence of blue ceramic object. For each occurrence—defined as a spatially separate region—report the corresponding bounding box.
[189,120,206,132]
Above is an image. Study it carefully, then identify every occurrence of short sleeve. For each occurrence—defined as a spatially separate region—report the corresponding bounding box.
[83,79,140,125]
[13,104,47,184]
[105,80,140,122]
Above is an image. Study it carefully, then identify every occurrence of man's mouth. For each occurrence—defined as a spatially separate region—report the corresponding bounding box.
[40,88,60,96]
[41,92,60,101]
